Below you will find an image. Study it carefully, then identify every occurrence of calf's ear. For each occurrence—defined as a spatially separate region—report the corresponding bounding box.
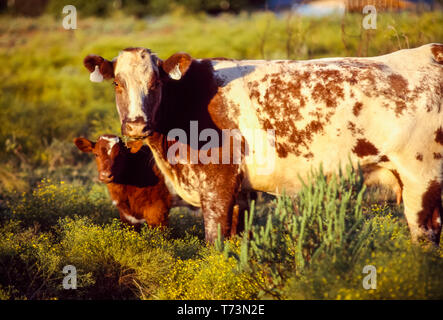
[83,54,115,82]
[160,52,192,80]
[74,137,95,153]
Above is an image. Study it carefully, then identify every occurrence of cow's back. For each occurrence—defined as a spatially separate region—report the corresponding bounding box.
[211,44,443,194]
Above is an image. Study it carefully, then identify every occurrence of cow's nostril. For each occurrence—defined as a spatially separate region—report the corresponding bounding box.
[123,121,150,137]
[100,172,113,179]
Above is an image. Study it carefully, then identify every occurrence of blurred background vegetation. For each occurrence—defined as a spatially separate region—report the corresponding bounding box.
[0,0,442,300]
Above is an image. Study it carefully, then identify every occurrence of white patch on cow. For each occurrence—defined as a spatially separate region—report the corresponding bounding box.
[163,174,178,196]
[114,49,158,122]
[169,64,182,80]
[112,200,118,206]
[101,136,120,155]
[90,65,103,83]
[123,213,145,224]
[211,43,443,205]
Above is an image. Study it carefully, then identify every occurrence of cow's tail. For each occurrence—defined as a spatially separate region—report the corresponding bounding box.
[430,43,443,65]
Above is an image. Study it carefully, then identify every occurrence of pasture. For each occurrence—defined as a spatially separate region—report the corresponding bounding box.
[0,9,443,300]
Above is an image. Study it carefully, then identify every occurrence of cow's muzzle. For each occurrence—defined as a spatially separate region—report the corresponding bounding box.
[121,117,151,138]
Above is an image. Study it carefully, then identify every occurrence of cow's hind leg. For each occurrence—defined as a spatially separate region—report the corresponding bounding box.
[395,168,442,246]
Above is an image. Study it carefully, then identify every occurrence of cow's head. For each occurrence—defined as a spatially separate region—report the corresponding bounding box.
[84,48,192,138]
[74,135,127,183]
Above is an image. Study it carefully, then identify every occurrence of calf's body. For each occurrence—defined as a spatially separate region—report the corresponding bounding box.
[74,135,172,229]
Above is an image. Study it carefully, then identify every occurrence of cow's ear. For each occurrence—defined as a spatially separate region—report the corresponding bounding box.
[74,137,95,153]
[161,52,192,80]
[83,54,115,82]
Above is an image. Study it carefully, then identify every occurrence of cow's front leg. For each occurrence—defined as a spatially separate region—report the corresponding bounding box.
[199,171,243,243]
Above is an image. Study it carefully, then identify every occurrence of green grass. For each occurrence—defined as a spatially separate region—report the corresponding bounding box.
[0,11,442,300]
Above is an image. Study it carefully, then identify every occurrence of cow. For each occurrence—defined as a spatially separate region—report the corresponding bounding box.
[83,43,443,245]
[74,134,187,230]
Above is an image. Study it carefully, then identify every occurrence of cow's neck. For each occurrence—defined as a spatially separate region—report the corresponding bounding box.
[141,59,243,207]
[156,59,223,135]
[113,149,159,188]
[144,132,201,207]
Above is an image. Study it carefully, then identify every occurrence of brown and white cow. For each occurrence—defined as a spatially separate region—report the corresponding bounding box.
[74,135,174,229]
[84,43,443,245]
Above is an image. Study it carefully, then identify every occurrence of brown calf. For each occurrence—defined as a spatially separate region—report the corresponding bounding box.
[74,134,172,229]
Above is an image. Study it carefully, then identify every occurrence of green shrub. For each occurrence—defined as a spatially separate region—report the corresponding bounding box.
[4,179,118,230]
[157,247,261,300]
[168,207,205,240]
[0,220,62,299]
[217,161,371,298]
[56,217,175,299]
[217,161,443,299]
[283,214,443,300]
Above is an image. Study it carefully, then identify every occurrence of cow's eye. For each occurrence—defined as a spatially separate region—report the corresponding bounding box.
[113,81,119,88]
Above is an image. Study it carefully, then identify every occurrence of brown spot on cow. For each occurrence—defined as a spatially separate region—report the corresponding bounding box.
[388,74,409,96]
[434,127,443,145]
[380,155,389,162]
[338,61,413,117]
[417,180,442,245]
[347,121,356,135]
[433,152,442,159]
[387,74,409,116]
[347,121,364,135]
[431,44,443,64]
[252,69,341,158]
[276,145,289,158]
[311,69,345,108]
[394,100,407,116]
[416,153,423,161]
[352,138,379,157]
[304,152,314,159]
[353,102,363,116]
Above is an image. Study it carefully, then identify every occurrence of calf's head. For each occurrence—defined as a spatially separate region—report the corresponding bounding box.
[84,48,192,137]
[74,135,126,183]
